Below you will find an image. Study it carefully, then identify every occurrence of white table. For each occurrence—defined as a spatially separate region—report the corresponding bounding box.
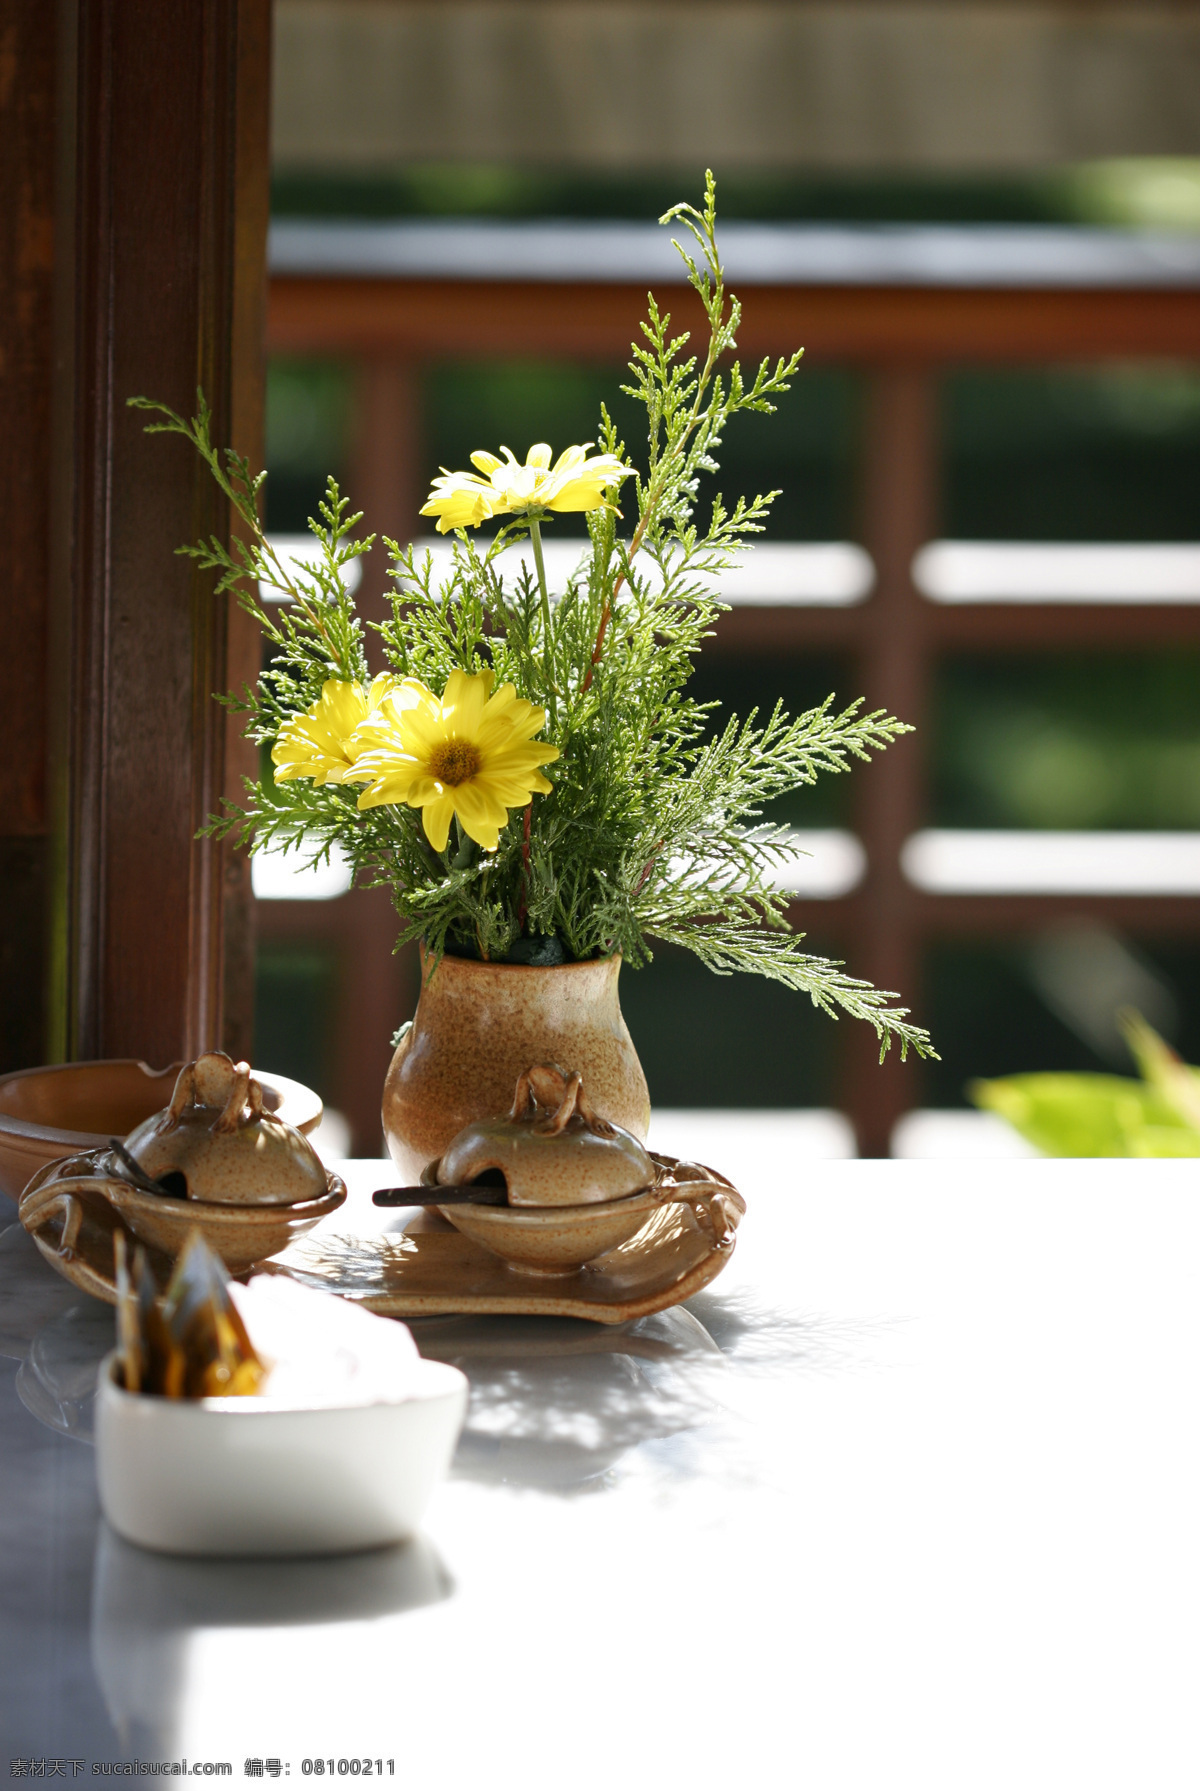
[2,1139,1199,1787]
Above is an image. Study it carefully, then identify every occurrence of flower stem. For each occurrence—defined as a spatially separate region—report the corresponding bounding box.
[528,517,556,725]
[517,801,532,932]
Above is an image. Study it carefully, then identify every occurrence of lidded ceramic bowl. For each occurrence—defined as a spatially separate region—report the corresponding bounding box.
[19,1052,344,1285]
[0,1058,321,1205]
[431,1065,661,1273]
[125,1052,328,1206]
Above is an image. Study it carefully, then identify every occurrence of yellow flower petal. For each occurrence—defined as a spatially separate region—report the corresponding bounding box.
[402,774,442,806]
[419,470,499,534]
[442,666,493,732]
[451,780,509,849]
[475,758,557,805]
[354,760,422,809]
[420,791,457,853]
[475,768,554,808]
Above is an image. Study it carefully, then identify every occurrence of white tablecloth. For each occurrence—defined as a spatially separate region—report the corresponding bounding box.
[2,1140,1198,1787]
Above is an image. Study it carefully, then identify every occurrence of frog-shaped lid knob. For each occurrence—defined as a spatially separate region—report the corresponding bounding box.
[437,1063,655,1208]
[123,1051,328,1207]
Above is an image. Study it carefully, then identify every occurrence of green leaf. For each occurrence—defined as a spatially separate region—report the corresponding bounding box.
[970,1072,1200,1157]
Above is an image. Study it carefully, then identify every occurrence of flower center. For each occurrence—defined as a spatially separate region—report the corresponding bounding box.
[429,739,482,787]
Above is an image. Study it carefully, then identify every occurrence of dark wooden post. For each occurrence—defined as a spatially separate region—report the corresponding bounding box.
[0,0,57,1076]
[341,356,424,1150]
[342,357,423,1147]
[844,366,937,1155]
[349,355,423,657]
[47,0,271,1069]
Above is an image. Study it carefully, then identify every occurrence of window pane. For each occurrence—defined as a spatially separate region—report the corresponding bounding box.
[933,651,1200,831]
[264,359,355,533]
[942,365,1200,541]
[923,938,1200,1109]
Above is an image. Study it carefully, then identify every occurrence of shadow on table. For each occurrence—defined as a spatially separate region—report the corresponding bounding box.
[684,1285,897,1377]
[0,1220,112,1438]
[17,1301,114,1437]
[415,1286,892,1496]
[414,1305,730,1493]
[91,1524,451,1755]
[7,1214,886,1503]
[4,1220,736,1494]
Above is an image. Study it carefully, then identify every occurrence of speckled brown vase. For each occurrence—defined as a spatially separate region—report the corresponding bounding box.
[382,950,650,1182]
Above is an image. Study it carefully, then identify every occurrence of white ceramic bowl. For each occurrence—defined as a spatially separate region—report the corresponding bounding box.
[95,1351,468,1557]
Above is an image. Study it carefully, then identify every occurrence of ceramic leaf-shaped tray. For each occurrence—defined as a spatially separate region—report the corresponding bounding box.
[263,1182,745,1325]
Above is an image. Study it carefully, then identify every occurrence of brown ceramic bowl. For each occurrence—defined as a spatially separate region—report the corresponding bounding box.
[423,1161,660,1274]
[0,1060,322,1204]
[100,1175,345,1274]
[20,1156,346,1279]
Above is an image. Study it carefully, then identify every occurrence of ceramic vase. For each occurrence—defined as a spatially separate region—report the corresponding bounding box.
[382,950,650,1181]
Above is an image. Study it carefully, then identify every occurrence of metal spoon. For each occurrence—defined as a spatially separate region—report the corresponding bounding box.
[108,1137,177,1197]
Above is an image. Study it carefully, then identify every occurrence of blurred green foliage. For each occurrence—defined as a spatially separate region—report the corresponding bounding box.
[923,940,1200,1111]
[264,359,355,534]
[944,365,1200,541]
[971,1073,1200,1156]
[972,1012,1200,1156]
[933,365,1200,834]
[934,651,1200,830]
[254,945,335,1098]
[271,162,1200,229]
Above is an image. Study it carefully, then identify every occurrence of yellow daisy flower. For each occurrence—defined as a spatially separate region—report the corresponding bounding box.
[419,442,632,535]
[349,668,560,852]
[271,674,397,786]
